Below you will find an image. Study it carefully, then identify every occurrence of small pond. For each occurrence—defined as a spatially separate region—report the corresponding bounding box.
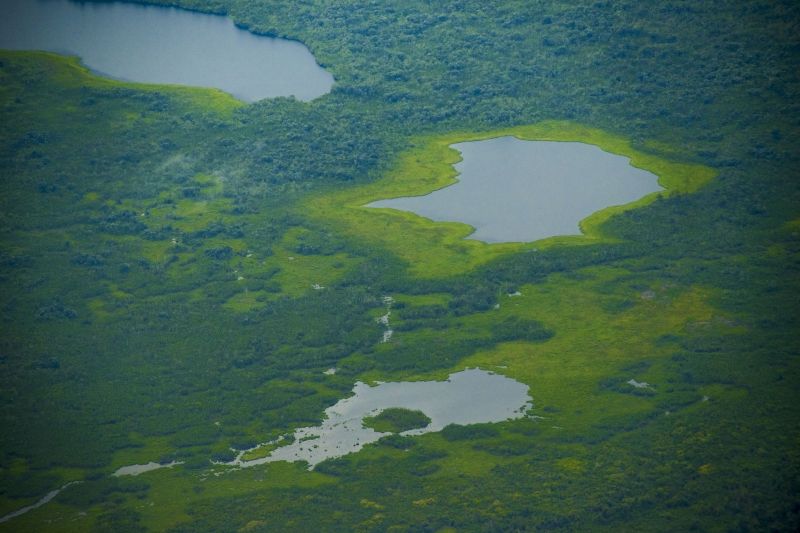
[233,368,531,468]
[113,461,182,477]
[0,0,333,101]
[368,137,663,243]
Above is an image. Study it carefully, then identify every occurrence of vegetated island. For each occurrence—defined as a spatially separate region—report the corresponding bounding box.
[363,408,432,433]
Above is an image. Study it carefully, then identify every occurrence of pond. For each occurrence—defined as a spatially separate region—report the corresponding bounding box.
[113,461,182,477]
[368,137,663,243]
[0,0,334,102]
[232,368,532,469]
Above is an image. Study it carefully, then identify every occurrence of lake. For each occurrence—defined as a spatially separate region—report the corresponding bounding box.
[368,137,663,243]
[232,368,532,469]
[0,0,334,102]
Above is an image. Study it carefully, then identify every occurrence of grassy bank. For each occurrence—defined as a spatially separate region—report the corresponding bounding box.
[304,122,715,277]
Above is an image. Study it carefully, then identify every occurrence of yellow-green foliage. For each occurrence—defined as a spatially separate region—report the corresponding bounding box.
[266,228,357,297]
[345,264,741,490]
[222,227,358,312]
[8,51,243,117]
[304,122,715,277]
[135,464,333,531]
[457,267,728,434]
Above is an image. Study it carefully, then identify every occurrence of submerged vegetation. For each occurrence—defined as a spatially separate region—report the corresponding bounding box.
[0,0,798,531]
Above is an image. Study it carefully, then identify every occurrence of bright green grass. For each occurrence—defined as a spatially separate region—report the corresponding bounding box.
[68,178,362,316]
[1,40,792,532]
[19,261,724,530]
[265,231,357,298]
[222,227,359,311]
[304,122,715,277]
[327,264,738,503]
[352,264,729,433]
[19,51,243,117]
[456,268,727,435]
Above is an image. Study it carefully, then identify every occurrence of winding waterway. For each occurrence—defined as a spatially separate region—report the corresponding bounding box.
[368,137,663,243]
[0,482,81,524]
[0,0,333,101]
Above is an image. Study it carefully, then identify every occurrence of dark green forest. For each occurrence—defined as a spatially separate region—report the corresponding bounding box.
[1,0,799,531]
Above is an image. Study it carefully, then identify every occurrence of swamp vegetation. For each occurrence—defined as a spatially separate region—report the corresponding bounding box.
[0,0,799,531]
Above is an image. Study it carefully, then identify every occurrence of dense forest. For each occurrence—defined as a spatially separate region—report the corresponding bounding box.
[1,0,798,531]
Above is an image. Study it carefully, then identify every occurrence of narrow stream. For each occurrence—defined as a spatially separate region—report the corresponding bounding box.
[0,481,82,524]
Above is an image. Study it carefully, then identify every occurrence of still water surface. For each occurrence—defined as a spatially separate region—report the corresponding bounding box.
[113,461,182,477]
[0,0,333,101]
[369,137,663,243]
[234,368,531,468]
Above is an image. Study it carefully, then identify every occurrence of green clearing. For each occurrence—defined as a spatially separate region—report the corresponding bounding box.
[1,0,799,531]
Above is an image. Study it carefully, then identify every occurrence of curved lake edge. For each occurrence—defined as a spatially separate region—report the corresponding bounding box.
[303,121,717,277]
[1,0,334,103]
[366,137,665,243]
[3,50,246,115]
[123,0,336,72]
[114,0,337,86]
[365,130,710,244]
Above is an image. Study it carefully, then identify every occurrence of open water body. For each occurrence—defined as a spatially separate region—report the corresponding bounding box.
[369,137,663,243]
[112,460,182,477]
[0,0,333,101]
[234,368,532,468]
